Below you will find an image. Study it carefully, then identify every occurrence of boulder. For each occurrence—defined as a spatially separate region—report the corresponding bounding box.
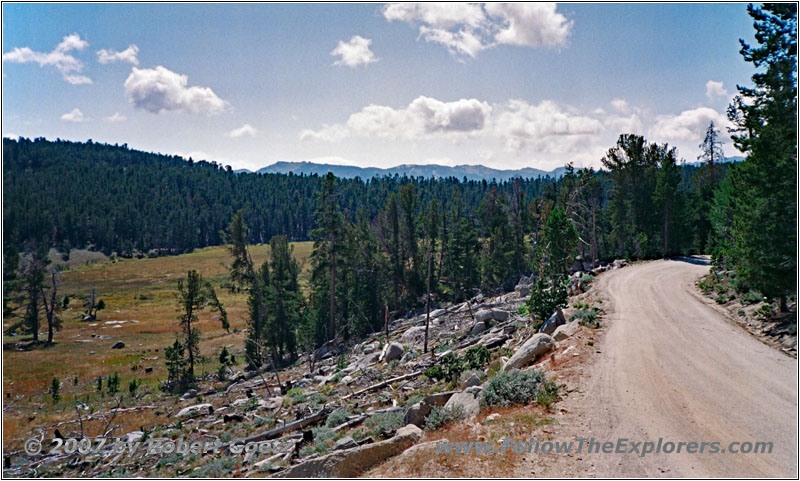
[480,333,509,349]
[180,389,198,400]
[403,402,430,428]
[176,403,214,419]
[380,342,404,362]
[274,424,422,478]
[553,321,580,341]
[333,435,358,451]
[352,352,380,371]
[444,389,481,419]
[539,308,566,336]
[503,333,555,371]
[429,308,447,319]
[475,309,509,323]
[400,326,426,343]
[470,321,487,336]
[111,341,125,349]
[404,391,457,428]
[516,285,531,297]
[460,373,481,389]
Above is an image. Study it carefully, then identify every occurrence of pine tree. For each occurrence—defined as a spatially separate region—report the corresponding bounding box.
[723,3,797,310]
[266,235,302,358]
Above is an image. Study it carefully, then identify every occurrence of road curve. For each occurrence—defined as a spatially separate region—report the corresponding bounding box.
[547,258,797,477]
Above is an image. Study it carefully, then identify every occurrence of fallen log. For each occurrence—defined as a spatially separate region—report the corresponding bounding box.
[342,371,423,400]
[218,407,331,451]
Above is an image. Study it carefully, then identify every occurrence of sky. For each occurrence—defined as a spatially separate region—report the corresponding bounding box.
[2,3,757,171]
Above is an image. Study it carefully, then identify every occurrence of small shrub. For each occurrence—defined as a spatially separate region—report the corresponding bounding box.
[365,410,404,438]
[299,426,336,458]
[517,304,529,316]
[424,405,466,430]
[756,303,775,319]
[107,372,120,394]
[325,409,351,428]
[526,278,569,327]
[570,307,599,328]
[128,379,139,396]
[188,457,237,478]
[715,293,730,304]
[309,392,328,408]
[482,369,549,407]
[464,345,490,370]
[741,290,764,305]
[50,378,60,403]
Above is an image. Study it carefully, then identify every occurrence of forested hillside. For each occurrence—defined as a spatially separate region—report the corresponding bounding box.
[2,138,560,255]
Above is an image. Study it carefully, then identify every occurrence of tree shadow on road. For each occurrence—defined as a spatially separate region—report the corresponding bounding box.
[667,256,710,266]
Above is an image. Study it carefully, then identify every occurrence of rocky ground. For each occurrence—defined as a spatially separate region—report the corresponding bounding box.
[3,261,624,478]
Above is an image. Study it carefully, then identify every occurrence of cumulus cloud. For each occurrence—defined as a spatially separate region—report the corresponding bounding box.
[227,123,258,138]
[331,36,378,67]
[484,3,572,48]
[97,45,139,65]
[123,66,228,115]
[493,99,603,152]
[106,112,126,122]
[705,80,728,100]
[383,2,571,59]
[610,98,631,114]
[2,33,92,84]
[301,96,491,142]
[61,108,85,122]
[649,107,729,142]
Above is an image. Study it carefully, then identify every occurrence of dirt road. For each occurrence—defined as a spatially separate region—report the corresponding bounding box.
[529,258,797,477]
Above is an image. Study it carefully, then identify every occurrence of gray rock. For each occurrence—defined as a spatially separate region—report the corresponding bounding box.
[180,389,198,400]
[516,285,531,297]
[176,403,214,419]
[333,435,358,451]
[121,431,144,443]
[423,391,456,407]
[475,309,509,323]
[274,424,422,478]
[460,373,481,389]
[403,402,431,428]
[470,321,487,336]
[380,342,404,362]
[400,326,426,343]
[503,333,555,371]
[553,321,580,341]
[362,342,377,355]
[444,390,481,419]
[111,341,125,349]
[429,308,446,319]
[539,308,566,336]
[480,333,509,349]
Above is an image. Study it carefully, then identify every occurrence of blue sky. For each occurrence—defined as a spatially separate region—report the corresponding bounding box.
[2,3,756,171]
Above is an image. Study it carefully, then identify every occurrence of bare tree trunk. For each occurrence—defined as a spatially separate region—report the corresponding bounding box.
[424,248,432,353]
[383,304,389,344]
[329,236,336,341]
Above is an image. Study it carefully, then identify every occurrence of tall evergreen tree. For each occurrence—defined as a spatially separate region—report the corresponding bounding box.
[722,3,797,310]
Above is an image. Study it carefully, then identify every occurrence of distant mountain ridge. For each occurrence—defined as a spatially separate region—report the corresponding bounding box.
[252,161,569,181]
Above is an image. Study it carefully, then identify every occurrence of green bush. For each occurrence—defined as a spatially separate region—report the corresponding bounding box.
[299,426,336,458]
[481,369,558,408]
[464,345,489,370]
[365,410,404,438]
[525,278,568,327]
[741,290,764,305]
[570,307,599,328]
[188,457,237,477]
[424,405,466,430]
[756,303,775,319]
[325,409,351,428]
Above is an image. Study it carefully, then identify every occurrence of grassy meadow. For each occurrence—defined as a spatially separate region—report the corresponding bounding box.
[2,242,313,449]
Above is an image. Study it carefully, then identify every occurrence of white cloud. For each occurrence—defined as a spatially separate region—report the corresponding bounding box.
[123,66,229,115]
[2,33,92,84]
[383,2,571,59]
[649,107,729,142]
[106,112,126,122]
[97,45,139,65]
[484,3,572,48]
[227,123,258,138]
[331,36,378,67]
[705,80,728,100]
[301,95,491,142]
[492,99,603,153]
[610,98,631,114]
[61,108,85,122]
